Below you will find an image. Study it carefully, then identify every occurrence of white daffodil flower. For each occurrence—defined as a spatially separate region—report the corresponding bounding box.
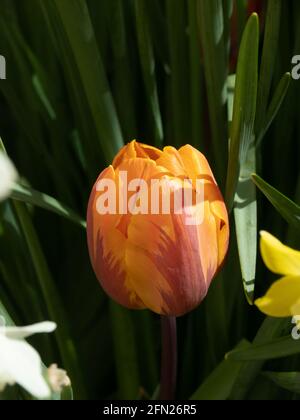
[48,364,71,393]
[0,321,56,399]
[0,152,17,201]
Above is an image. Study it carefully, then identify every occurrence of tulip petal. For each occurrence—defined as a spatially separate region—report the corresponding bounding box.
[112,141,138,168]
[112,140,162,168]
[87,141,230,316]
[125,199,220,316]
[156,146,187,177]
[179,144,217,182]
[179,145,229,266]
[255,276,300,317]
[126,213,203,316]
[87,157,169,310]
[87,165,142,309]
[260,231,300,276]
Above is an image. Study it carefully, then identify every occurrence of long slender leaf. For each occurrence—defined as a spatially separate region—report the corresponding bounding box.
[12,201,86,399]
[226,13,259,209]
[229,317,289,400]
[188,0,204,150]
[227,335,300,362]
[234,145,257,304]
[11,183,86,228]
[197,0,227,184]
[255,0,282,138]
[134,0,163,146]
[110,303,140,400]
[166,0,190,148]
[257,73,291,146]
[228,13,259,303]
[190,340,250,400]
[44,0,124,164]
[263,372,300,394]
[252,174,300,230]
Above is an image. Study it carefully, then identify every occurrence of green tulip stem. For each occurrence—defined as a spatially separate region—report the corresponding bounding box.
[159,316,177,400]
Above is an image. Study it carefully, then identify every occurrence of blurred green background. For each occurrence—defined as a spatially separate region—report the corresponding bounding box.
[0,0,300,400]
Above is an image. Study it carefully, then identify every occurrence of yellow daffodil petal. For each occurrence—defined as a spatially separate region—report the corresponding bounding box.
[255,276,300,317]
[260,231,300,276]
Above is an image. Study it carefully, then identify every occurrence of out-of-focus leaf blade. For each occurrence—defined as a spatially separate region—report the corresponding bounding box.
[190,340,250,400]
[257,73,291,146]
[12,201,86,399]
[0,300,14,326]
[110,303,140,399]
[263,371,300,394]
[188,0,204,150]
[197,0,227,183]
[229,317,289,400]
[11,183,86,228]
[134,0,163,147]
[227,335,300,361]
[252,174,300,230]
[60,385,74,400]
[49,0,124,163]
[255,0,282,137]
[226,13,259,210]
[234,145,257,304]
[229,14,259,303]
[166,0,190,148]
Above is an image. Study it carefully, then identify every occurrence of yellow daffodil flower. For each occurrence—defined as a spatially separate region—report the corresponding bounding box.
[255,231,300,317]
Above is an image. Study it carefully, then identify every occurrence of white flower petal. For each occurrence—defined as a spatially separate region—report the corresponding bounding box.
[0,152,18,201]
[0,321,57,339]
[0,335,50,399]
[48,364,71,393]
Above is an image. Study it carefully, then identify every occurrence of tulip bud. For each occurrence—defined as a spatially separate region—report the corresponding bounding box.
[87,141,229,316]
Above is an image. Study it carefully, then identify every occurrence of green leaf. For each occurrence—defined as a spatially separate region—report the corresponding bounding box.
[166,0,191,148]
[43,0,124,164]
[0,300,14,326]
[197,0,227,184]
[228,14,259,303]
[12,201,86,399]
[229,317,289,400]
[188,0,204,150]
[252,174,300,230]
[263,371,300,394]
[227,334,300,361]
[109,303,140,399]
[257,73,291,146]
[226,13,259,210]
[108,0,138,141]
[60,385,74,400]
[134,0,163,147]
[143,0,169,71]
[11,183,86,228]
[190,340,250,400]
[234,145,257,304]
[255,0,282,138]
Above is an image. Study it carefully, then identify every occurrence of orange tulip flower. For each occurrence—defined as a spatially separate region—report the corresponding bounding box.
[87,140,229,317]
